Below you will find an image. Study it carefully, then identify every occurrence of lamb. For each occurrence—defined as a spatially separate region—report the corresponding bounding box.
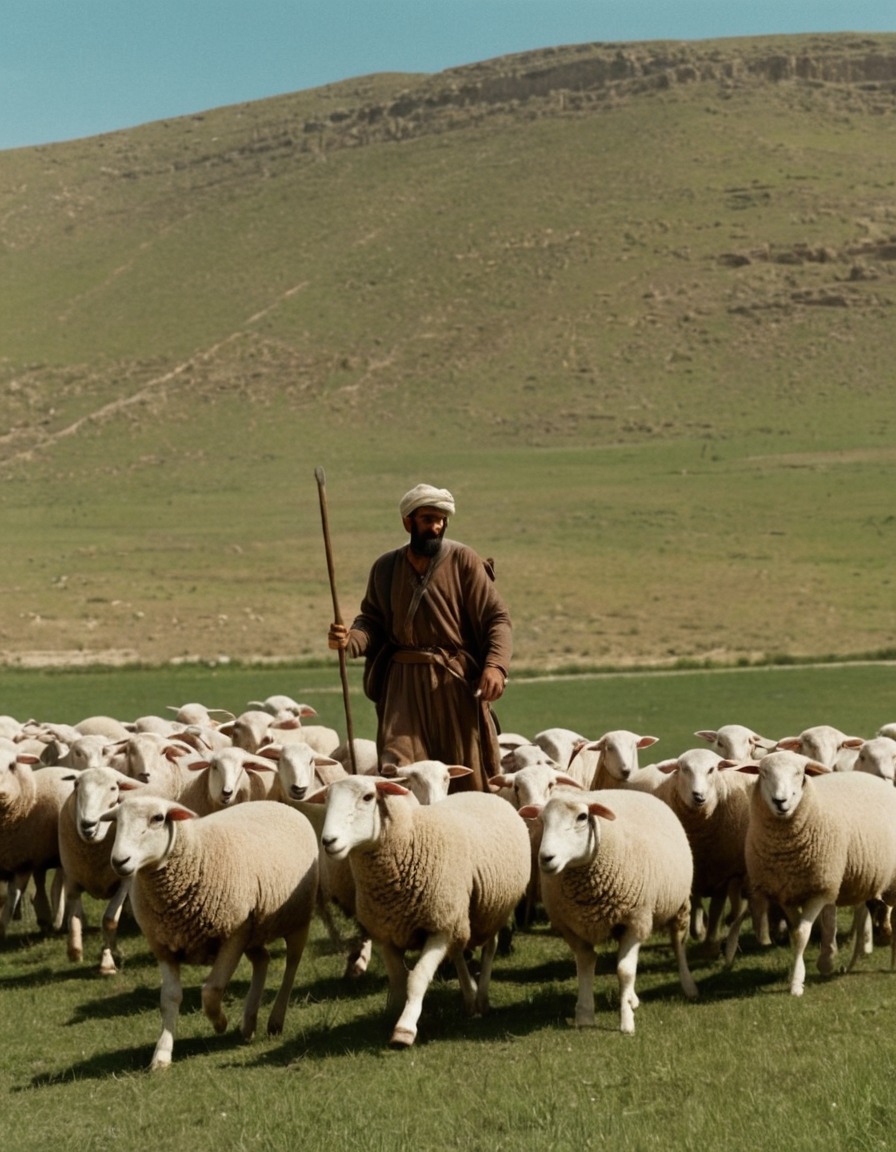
[103,793,319,1070]
[775,725,864,771]
[518,788,698,1033]
[694,725,776,761]
[320,776,531,1047]
[57,766,143,973]
[740,750,896,995]
[0,747,76,936]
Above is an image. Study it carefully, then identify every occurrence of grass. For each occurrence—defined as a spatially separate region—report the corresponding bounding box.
[2,877,894,1152]
[2,663,896,1149]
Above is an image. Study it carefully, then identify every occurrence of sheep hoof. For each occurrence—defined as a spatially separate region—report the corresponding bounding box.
[389,1027,416,1048]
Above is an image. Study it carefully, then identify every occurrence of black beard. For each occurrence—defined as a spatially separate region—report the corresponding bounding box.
[409,524,445,558]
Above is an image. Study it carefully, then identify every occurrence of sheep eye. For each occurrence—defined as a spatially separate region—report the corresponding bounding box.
[150,813,165,827]
[576,812,589,824]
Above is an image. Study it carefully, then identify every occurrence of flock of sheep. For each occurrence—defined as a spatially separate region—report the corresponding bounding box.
[2,699,896,1069]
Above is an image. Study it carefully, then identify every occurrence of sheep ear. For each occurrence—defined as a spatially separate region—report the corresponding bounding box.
[187,759,211,773]
[805,761,830,776]
[517,804,542,820]
[694,730,718,743]
[447,765,473,778]
[375,779,411,797]
[840,738,864,750]
[167,805,199,822]
[717,759,740,770]
[655,759,680,775]
[736,763,760,774]
[490,774,512,789]
[244,758,277,774]
[776,737,801,751]
[297,705,317,718]
[118,778,143,791]
[256,745,281,763]
[14,753,40,766]
[305,785,329,804]
[555,774,583,789]
[272,718,302,732]
[637,735,659,748]
[588,802,616,822]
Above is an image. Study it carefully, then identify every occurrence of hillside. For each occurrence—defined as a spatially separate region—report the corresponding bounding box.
[1,33,895,670]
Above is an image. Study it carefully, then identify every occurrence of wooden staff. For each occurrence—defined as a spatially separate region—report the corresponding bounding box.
[315,467,358,773]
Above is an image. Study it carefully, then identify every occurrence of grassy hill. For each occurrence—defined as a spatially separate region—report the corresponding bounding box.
[1,33,895,670]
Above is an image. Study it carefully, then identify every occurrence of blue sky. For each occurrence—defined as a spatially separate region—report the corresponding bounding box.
[2,1,895,151]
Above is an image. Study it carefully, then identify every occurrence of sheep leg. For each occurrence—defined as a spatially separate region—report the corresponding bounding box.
[201,932,250,1037]
[846,903,869,974]
[50,869,66,931]
[472,933,500,1017]
[98,879,131,975]
[344,932,373,979]
[616,929,642,1034]
[240,945,270,1041]
[788,894,828,995]
[817,902,839,975]
[64,886,85,962]
[30,868,54,931]
[152,958,183,1070]
[568,938,598,1028]
[453,948,480,1017]
[390,931,450,1048]
[266,922,311,1037]
[698,891,727,959]
[670,914,699,1001]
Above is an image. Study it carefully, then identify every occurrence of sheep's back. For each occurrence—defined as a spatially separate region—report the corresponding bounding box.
[132,802,318,962]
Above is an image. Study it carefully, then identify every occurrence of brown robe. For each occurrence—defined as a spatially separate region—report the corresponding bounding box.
[346,539,512,790]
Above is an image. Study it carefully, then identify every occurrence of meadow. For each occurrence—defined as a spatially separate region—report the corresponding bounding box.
[2,662,895,1152]
[2,32,896,1149]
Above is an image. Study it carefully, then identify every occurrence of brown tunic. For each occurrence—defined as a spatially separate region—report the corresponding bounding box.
[346,539,512,790]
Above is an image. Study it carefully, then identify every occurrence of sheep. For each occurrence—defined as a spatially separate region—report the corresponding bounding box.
[518,788,698,1033]
[775,725,864,771]
[578,730,661,791]
[57,766,143,973]
[74,715,132,742]
[853,736,896,786]
[320,776,531,1047]
[739,750,896,995]
[243,698,341,756]
[166,702,235,728]
[103,793,319,1070]
[533,727,599,788]
[878,723,896,742]
[0,748,76,936]
[331,737,379,774]
[178,746,281,810]
[649,749,765,958]
[490,759,584,927]
[694,725,776,761]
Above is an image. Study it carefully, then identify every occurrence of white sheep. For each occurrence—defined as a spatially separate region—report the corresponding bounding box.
[103,793,319,1070]
[533,727,599,788]
[878,723,896,742]
[853,736,896,786]
[775,725,864,771]
[178,746,280,809]
[579,730,661,791]
[0,749,76,936]
[320,776,531,1047]
[740,750,896,995]
[57,766,143,973]
[243,698,341,755]
[650,749,765,958]
[694,725,776,761]
[519,788,698,1033]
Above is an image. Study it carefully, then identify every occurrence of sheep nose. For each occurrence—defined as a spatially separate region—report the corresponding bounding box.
[80,820,99,840]
[692,793,706,806]
[290,786,307,800]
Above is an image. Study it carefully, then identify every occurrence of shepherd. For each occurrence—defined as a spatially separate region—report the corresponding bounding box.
[327,483,512,791]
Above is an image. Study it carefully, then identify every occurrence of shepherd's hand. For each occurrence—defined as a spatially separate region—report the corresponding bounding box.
[328,623,349,650]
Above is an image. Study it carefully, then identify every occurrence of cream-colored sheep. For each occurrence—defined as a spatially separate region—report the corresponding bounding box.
[650,749,765,959]
[579,729,661,791]
[741,750,896,996]
[104,793,319,1070]
[0,748,75,936]
[694,724,776,761]
[57,766,143,973]
[775,725,864,771]
[519,789,698,1034]
[320,777,531,1047]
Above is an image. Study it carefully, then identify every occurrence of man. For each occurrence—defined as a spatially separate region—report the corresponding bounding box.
[328,483,511,791]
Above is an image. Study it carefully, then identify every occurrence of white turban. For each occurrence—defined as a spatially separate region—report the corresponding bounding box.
[399,483,456,519]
